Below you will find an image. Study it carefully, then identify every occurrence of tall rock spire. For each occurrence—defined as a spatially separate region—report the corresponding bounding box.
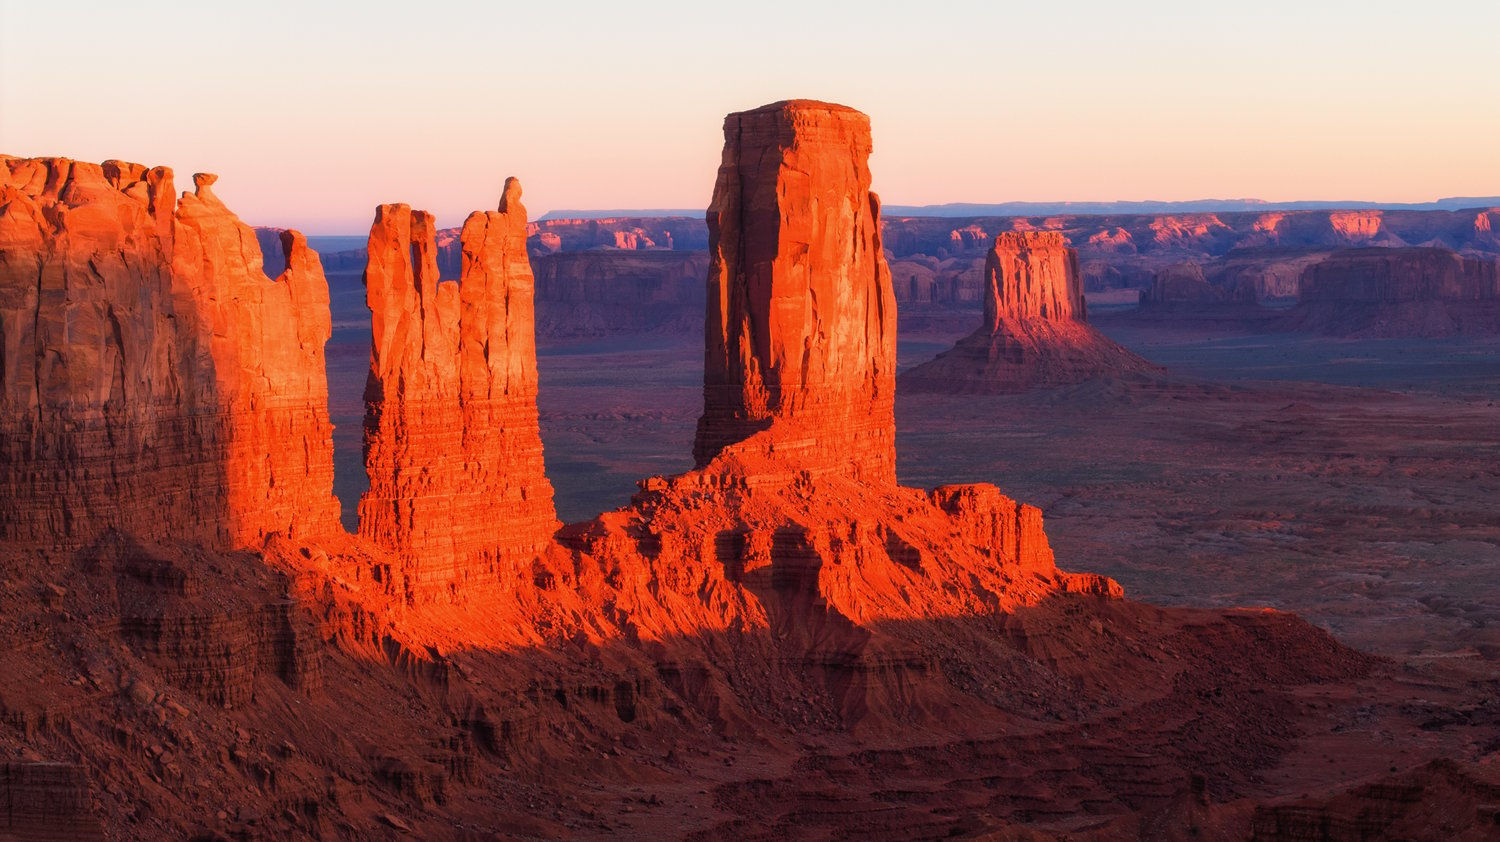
[693,100,898,484]
[359,179,557,600]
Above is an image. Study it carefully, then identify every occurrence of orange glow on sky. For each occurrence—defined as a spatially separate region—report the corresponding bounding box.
[2,0,1496,233]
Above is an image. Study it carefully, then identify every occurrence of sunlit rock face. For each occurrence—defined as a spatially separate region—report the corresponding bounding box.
[550,102,1118,726]
[358,178,558,600]
[899,231,1158,394]
[693,100,898,485]
[0,156,339,548]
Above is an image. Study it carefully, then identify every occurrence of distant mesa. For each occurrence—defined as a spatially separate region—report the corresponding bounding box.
[1130,244,1500,337]
[1283,246,1500,337]
[879,196,1500,217]
[899,231,1159,393]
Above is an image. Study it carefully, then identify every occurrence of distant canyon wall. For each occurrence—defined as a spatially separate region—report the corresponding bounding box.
[288,207,1500,335]
[1137,245,1500,337]
[1280,247,1500,337]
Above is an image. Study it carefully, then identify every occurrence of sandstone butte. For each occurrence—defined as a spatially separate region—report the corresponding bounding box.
[0,155,339,549]
[358,178,558,600]
[3,110,1472,839]
[693,100,898,484]
[899,230,1159,393]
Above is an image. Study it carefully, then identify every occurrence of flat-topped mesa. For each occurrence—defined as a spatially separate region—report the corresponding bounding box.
[900,231,1158,394]
[359,178,558,599]
[0,156,339,548]
[693,100,898,484]
[1283,246,1500,337]
[1300,247,1499,303]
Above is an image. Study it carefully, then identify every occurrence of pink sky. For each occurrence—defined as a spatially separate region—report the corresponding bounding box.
[3,0,1497,233]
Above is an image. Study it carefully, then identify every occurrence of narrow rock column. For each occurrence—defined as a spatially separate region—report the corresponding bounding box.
[359,178,557,599]
[693,100,897,484]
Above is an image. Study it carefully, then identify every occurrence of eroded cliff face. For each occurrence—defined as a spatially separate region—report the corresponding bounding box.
[984,232,1085,326]
[3,116,1476,842]
[900,231,1157,393]
[693,100,898,484]
[1284,246,1500,336]
[1300,247,1498,303]
[541,103,1119,729]
[0,156,338,548]
[358,178,558,599]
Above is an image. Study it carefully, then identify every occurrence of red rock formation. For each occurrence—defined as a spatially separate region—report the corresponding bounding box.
[693,100,898,484]
[358,177,558,599]
[900,232,1158,393]
[1328,209,1382,242]
[983,232,1084,323]
[1146,260,1222,303]
[0,156,338,548]
[1286,246,1500,336]
[548,103,1119,728]
[1300,246,1496,303]
[6,121,1493,842]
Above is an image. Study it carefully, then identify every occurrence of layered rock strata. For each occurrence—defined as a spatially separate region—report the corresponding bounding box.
[900,232,1157,393]
[358,178,558,598]
[554,103,1118,724]
[693,100,898,484]
[0,156,338,548]
[1284,246,1500,336]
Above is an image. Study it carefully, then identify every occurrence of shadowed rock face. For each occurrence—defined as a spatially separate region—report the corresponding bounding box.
[562,103,1118,710]
[693,100,898,485]
[358,178,558,600]
[0,156,339,548]
[7,117,1494,841]
[900,231,1157,394]
[1279,246,1500,337]
[1300,247,1499,303]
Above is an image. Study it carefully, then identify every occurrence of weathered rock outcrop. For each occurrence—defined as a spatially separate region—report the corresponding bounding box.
[358,178,558,598]
[0,156,338,549]
[900,232,1158,393]
[4,114,1487,842]
[1146,260,1224,303]
[1300,247,1499,303]
[556,101,1118,727]
[1284,246,1500,336]
[693,100,898,484]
